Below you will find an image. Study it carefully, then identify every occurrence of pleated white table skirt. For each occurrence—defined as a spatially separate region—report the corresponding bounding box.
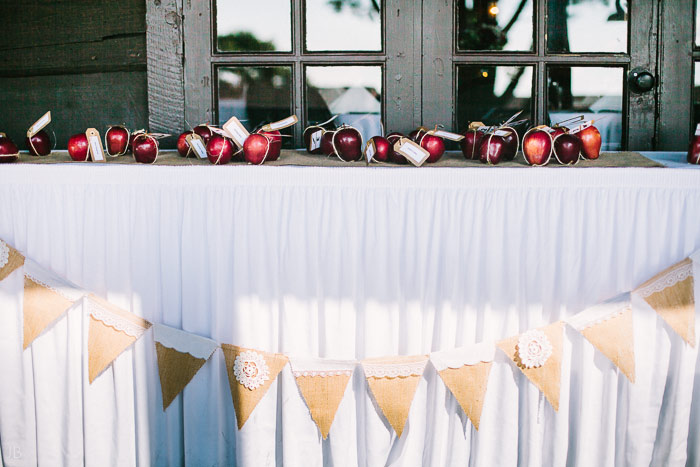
[0,157,699,467]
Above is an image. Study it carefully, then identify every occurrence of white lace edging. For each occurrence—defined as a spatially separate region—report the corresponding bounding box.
[0,240,8,269]
[289,357,355,378]
[293,369,354,377]
[363,359,428,378]
[88,299,147,338]
[430,342,495,371]
[635,260,693,298]
[565,293,630,331]
[24,259,85,303]
[153,323,218,361]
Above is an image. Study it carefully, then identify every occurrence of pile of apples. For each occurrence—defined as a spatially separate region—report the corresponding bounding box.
[177,124,282,165]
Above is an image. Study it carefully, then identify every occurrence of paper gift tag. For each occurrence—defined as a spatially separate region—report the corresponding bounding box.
[695,123,700,136]
[310,130,323,152]
[262,115,298,132]
[393,138,430,167]
[222,117,250,148]
[185,133,208,159]
[85,128,106,163]
[364,138,376,163]
[27,111,51,137]
[432,130,465,141]
[570,121,593,134]
[492,129,510,137]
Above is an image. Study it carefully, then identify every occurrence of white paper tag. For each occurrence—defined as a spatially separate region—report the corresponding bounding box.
[186,134,208,159]
[493,129,510,137]
[85,128,105,162]
[365,139,376,162]
[262,115,298,132]
[222,117,250,148]
[394,138,430,167]
[695,124,700,136]
[27,111,51,137]
[432,130,465,141]
[570,121,593,134]
[477,126,490,132]
[310,130,323,151]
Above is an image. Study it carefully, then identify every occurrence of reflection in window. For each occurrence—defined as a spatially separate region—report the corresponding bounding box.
[305,0,382,51]
[217,67,294,146]
[547,0,627,53]
[548,66,623,150]
[457,0,534,51]
[305,66,382,143]
[456,65,533,131]
[216,0,292,52]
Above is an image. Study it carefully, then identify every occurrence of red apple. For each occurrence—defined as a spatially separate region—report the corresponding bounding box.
[578,126,602,160]
[177,131,193,157]
[257,129,282,161]
[132,135,159,164]
[479,134,507,165]
[321,131,336,156]
[243,133,271,165]
[67,133,89,162]
[193,125,213,146]
[206,135,234,165]
[333,126,363,162]
[0,134,19,163]
[409,127,428,143]
[387,132,407,164]
[553,133,582,165]
[522,128,553,166]
[688,135,700,164]
[419,133,445,163]
[304,126,326,154]
[367,136,391,162]
[26,130,51,156]
[105,126,129,156]
[499,126,519,161]
[551,126,569,138]
[461,129,484,160]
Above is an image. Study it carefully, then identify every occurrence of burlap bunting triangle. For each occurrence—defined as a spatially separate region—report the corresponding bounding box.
[153,324,219,410]
[497,321,564,411]
[362,355,428,438]
[221,344,289,430]
[87,294,151,383]
[0,239,24,282]
[634,257,696,347]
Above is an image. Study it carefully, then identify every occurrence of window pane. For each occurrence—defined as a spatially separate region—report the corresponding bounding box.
[305,0,382,52]
[217,66,294,146]
[547,66,623,150]
[547,0,628,53]
[456,65,533,131]
[457,0,534,52]
[693,62,700,128]
[305,66,382,142]
[216,0,292,52]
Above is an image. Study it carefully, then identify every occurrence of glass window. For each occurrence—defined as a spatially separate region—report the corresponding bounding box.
[457,0,534,52]
[547,0,628,53]
[305,0,382,52]
[216,0,292,52]
[693,62,700,128]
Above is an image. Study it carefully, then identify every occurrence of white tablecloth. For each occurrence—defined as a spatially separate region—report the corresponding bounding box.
[0,154,699,466]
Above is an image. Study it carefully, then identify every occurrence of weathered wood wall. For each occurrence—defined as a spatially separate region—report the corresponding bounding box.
[0,0,148,150]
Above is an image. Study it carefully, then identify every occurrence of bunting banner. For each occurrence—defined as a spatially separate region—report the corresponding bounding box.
[362,355,428,438]
[289,357,355,439]
[566,293,635,382]
[497,321,564,411]
[87,294,151,383]
[430,342,494,430]
[633,257,696,347]
[23,259,85,349]
[220,344,289,429]
[153,324,219,410]
[0,239,24,281]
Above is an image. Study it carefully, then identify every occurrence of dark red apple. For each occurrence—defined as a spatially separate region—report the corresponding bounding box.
[26,130,51,156]
[321,131,336,156]
[193,125,213,146]
[553,134,582,165]
[177,131,193,157]
[0,134,19,163]
[479,134,507,165]
[105,126,129,156]
[387,132,407,164]
[461,129,484,160]
[132,135,159,164]
[243,133,270,165]
[688,135,700,164]
[499,126,519,161]
[419,133,445,163]
[578,126,602,160]
[333,126,362,162]
[409,127,428,143]
[257,129,281,161]
[522,129,553,166]
[67,133,89,162]
[206,135,234,165]
[304,126,325,154]
[367,136,390,162]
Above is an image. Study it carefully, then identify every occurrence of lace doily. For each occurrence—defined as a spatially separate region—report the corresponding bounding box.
[0,240,8,269]
[234,351,270,390]
[363,359,428,378]
[88,299,147,338]
[636,260,693,298]
[518,329,552,369]
[565,293,630,331]
[24,259,85,303]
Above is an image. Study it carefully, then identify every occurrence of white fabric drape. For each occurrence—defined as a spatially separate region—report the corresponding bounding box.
[0,162,699,466]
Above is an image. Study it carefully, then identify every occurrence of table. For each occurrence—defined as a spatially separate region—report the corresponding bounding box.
[0,152,698,466]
